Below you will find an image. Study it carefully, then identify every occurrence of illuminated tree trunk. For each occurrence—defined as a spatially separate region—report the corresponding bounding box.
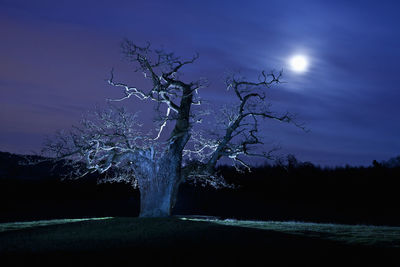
[137,82,192,217]
[139,179,174,217]
[138,172,179,217]
[138,145,186,217]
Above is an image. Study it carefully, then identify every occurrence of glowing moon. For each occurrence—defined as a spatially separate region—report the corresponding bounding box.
[289,55,309,73]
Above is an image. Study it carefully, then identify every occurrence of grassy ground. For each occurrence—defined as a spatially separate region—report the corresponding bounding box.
[0,217,399,266]
[189,218,400,248]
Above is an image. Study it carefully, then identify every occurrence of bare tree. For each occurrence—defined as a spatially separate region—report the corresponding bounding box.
[44,41,303,217]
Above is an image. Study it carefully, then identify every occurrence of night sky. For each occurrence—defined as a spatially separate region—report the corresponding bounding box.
[1,0,399,167]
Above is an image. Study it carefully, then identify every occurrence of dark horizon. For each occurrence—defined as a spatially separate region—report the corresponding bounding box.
[1,0,400,167]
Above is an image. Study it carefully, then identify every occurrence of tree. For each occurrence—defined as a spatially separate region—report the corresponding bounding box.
[44,41,303,217]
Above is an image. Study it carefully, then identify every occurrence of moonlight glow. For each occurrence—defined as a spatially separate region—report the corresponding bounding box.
[289,55,309,73]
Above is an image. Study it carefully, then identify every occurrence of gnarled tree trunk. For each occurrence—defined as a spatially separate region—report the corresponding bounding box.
[138,144,186,217]
[139,180,175,217]
[138,171,181,217]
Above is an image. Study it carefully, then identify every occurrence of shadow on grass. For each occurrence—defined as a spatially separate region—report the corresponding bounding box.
[0,217,399,266]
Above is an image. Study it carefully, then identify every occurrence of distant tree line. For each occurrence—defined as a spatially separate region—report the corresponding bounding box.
[178,154,400,225]
[1,152,399,225]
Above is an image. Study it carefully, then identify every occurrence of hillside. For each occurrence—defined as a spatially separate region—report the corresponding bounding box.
[0,217,399,266]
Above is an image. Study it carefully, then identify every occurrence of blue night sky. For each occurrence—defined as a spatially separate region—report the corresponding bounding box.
[1,0,399,167]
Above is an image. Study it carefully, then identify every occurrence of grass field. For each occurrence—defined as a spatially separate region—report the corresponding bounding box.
[184,217,400,248]
[0,217,399,266]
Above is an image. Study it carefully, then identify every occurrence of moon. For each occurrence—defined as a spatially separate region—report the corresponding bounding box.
[289,55,309,73]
